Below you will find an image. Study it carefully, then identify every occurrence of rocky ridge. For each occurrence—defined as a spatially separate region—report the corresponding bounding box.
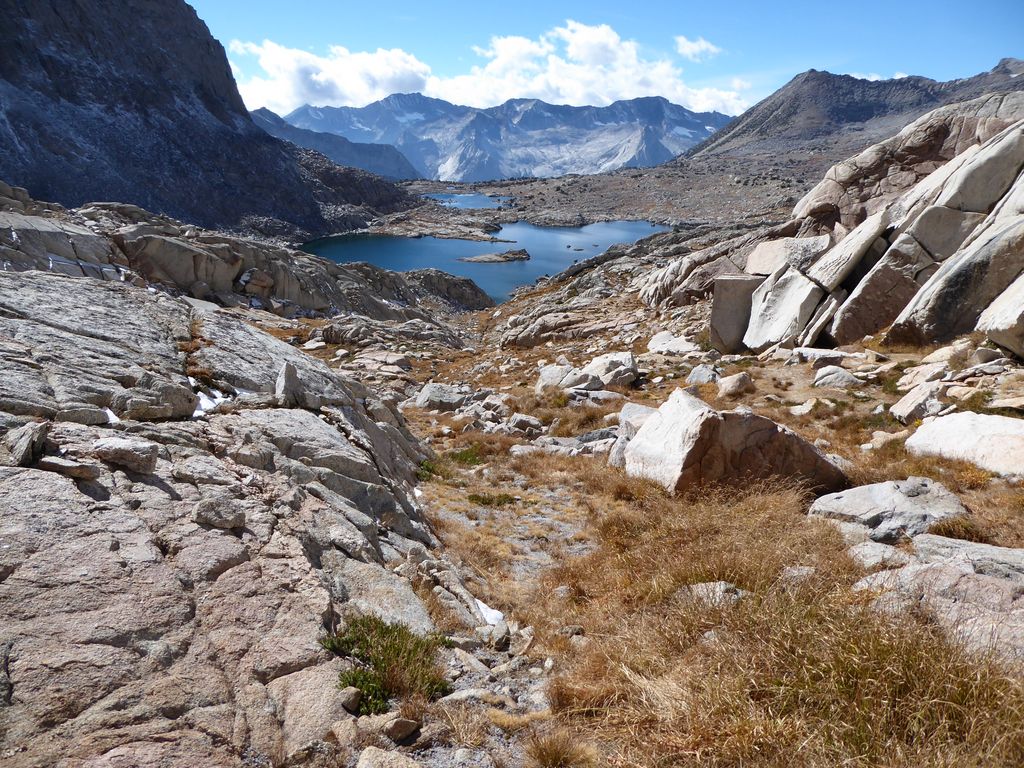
[0,0,414,238]
[252,109,423,181]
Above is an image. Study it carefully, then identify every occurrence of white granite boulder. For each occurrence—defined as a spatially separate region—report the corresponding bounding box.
[809,477,967,543]
[623,389,847,494]
[905,412,1024,477]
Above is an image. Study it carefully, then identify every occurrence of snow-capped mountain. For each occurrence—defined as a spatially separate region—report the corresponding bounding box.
[285,94,732,181]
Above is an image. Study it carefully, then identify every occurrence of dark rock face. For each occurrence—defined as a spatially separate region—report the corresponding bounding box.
[252,108,423,181]
[0,0,412,235]
[689,58,1024,159]
[285,94,732,181]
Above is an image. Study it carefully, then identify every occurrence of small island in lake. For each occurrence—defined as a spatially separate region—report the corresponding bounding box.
[458,248,531,263]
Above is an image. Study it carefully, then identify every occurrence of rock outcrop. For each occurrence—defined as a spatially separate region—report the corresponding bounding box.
[0,182,490,322]
[0,271,502,766]
[905,412,1024,478]
[641,91,1024,356]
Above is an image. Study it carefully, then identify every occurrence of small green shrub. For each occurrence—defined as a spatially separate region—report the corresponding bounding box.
[320,615,451,715]
[468,492,516,507]
[447,445,483,466]
[417,458,452,481]
[337,666,390,714]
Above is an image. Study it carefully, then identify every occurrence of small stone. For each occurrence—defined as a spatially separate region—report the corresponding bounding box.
[35,456,102,481]
[339,686,362,714]
[813,365,863,389]
[356,746,424,767]
[192,496,247,529]
[717,372,755,398]
[2,422,49,466]
[275,361,301,406]
[92,436,159,474]
[382,717,419,742]
[686,364,719,385]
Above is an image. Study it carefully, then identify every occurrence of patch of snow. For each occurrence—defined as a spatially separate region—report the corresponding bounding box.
[395,112,425,123]
[192,388,230,418]
[476,598,504,626]
[672,126,695,137]
[704,125,717,132]
[104,408,120,424]
[413,487,424,498]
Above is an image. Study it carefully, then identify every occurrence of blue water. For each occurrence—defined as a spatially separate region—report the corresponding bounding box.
[424,192,508,209]
[305,220,668,302]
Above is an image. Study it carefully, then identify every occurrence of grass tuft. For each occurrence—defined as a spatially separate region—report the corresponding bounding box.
[928,515,993,544]
[514,463,1024,767]
[320,615,451,715]
[468,492,517,507]
[524,729,599,768]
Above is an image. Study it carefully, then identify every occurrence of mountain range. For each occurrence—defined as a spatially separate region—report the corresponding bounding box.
[282,94,732,181]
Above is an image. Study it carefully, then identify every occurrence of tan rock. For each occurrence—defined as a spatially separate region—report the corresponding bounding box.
[357,746,424,767]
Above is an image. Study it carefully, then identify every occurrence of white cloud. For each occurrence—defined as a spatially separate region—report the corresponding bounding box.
[228,39,431,116]
[674,35,722,62]
[229,21,749,116]
[730,77,752,90]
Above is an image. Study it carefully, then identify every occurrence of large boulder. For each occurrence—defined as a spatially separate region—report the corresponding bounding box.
[905,412,1024,477]
[709,274,764,353]
[829,233,937,345]
[809,477,967,543]
[902,205,987,261]
[743,235,831,275]
[742,266,824,352]
[805,211,890,292]
[977,271,1024,356]
[931,121,1024,214]
[623,389,847,494]
[888,216,1024,345]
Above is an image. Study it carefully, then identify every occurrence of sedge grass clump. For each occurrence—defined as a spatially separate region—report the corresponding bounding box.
[524,729,599,768]
[320,615,451,715]
[928,515,993,543]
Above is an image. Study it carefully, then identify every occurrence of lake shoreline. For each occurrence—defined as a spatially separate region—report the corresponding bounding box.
[304,219,668,302]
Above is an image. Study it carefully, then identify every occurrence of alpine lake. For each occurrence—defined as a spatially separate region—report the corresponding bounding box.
[305,194,669,302]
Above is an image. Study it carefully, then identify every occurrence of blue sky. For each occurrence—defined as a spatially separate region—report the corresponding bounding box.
[190,0,1024,115]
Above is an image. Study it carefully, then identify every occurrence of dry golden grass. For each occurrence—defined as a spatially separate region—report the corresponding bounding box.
[524,729,599,768]
[433,702,491,748]
[499,460,1024,768]
[487,708,552,734]
[927,515,993,544]
[510,387,622,435]
[852,440,995,494]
